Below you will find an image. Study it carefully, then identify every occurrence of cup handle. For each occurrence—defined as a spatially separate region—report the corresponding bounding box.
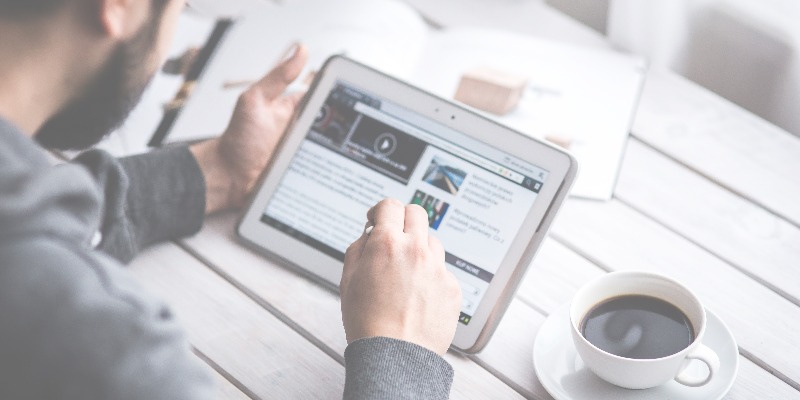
[674,343,720,387]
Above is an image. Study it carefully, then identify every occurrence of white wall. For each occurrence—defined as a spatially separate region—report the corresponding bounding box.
[545,0,609,33]
[550,0,800,137]
[608,0,800,137]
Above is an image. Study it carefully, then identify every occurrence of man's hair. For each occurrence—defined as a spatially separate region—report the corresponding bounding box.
[0,0,168,18]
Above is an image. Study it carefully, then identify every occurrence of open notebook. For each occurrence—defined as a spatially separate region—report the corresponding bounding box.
[162,0,646,200]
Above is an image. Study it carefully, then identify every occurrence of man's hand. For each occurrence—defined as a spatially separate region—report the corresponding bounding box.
[340,199,463,355]
[190,43,309,214]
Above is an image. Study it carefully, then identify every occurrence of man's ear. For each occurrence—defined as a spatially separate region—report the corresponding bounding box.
[95,0,148,39]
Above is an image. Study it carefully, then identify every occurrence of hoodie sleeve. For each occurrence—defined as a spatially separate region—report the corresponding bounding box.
[0,237,216,400]
[343,337,454,400]
[72,146,206,264]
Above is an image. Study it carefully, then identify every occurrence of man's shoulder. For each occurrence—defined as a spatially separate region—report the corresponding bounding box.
[0,235,168,356]
[1,235,137,312]
[0,236,214,400]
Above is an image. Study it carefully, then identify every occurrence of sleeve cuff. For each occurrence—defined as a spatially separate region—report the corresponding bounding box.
[343,337,454,400]
[118,145,206,251]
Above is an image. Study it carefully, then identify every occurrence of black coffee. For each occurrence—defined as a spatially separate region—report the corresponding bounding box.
[580,295,694,359]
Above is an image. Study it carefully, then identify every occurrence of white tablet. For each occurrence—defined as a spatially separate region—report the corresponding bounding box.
[238,56,577,353]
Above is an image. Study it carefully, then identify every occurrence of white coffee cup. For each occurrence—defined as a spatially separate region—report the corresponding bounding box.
[570,271,720,390]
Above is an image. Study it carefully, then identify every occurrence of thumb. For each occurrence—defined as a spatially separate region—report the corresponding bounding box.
[282,90,307,110]
[251,42,309,101]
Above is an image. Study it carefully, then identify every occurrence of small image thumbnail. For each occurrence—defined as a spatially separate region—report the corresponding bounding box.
[410,190,450,230]
[311,91,360,148]
[423,156,467,195]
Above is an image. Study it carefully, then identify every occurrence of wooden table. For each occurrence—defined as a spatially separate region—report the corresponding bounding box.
[128,2,800,399]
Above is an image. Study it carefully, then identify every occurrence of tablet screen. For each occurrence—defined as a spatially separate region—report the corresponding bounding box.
[262,81,549,325]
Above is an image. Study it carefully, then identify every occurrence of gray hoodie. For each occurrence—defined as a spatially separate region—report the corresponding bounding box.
[0,117,213,400]
[0,117,453,399]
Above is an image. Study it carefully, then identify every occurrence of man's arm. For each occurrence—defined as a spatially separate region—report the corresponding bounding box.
[189,43,308,215]
[0,237,215,400]
[343,337,454,400]
[73,41,460,398]
[73,146,205,264]
[190,46,461,398]
[340,200,463,399]
[73,45,309,263]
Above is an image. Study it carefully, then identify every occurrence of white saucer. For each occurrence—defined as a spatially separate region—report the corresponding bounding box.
[533,304,739,400]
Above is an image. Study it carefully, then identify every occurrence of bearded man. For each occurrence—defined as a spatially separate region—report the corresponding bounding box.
[0,1,462,398]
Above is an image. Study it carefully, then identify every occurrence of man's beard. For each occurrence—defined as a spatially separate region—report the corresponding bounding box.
[35,18,161,151]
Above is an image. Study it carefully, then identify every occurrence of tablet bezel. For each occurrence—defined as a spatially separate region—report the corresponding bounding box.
[238,56,577,353]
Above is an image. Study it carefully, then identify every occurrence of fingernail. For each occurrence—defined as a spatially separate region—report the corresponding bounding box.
[278,43,299,64]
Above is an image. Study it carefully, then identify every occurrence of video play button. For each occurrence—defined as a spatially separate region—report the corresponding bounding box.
[374,133,397,156]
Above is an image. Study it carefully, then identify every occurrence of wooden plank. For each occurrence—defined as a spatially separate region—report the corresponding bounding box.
[730,360,800,400]
[615,139,800,304]
[207,367,251,400]
[549,198,800,388]
[632,69,800,225]
[182,214,798,399]
[474,301,553,400]
[128,243,345,399]
[518,238,604,312]
[446,352,527,400]
[180,212,525,400]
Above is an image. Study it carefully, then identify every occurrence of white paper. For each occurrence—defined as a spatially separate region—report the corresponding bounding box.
[96,13,216,156]
[167,0,429,144]
[163,6,645,200]
[409,28,647,200]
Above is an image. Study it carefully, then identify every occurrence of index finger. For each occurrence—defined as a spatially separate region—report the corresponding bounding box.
[404,204,430,237]
[367,199,406,233]
[251,43,309,101]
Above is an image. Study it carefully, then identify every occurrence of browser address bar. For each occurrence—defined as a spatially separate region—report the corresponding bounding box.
[353,102,525,185]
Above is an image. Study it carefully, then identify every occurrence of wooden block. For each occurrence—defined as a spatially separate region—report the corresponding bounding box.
[454,67,528,115]
[545,134,573,149]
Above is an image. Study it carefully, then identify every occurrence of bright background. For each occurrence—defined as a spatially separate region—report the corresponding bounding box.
[548,0,800,138]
